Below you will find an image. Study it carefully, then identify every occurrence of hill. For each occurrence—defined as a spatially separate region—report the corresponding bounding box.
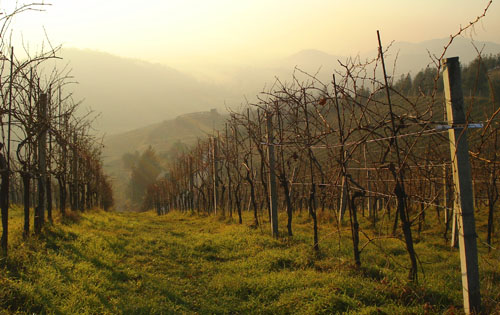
[268,37,500,84]
[58,49,236,134]
[103,109,227,162]
[56,38,500,135]
[373,37,500,76]
[102,109,228,208]
[1,207,499,313]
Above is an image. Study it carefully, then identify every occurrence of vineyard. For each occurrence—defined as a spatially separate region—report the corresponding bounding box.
[0,1,499,314]
[0,4,114,254]
[143,32,500,313]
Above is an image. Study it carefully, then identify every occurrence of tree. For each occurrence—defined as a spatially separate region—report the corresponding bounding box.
[126,146,162,209]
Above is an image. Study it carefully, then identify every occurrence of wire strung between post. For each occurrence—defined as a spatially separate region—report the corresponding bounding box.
[260,128,449,149]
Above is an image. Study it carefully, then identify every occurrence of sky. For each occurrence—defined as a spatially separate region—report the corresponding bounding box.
[3,0,500,70]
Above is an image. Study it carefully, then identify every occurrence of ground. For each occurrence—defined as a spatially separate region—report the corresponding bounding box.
[0,207,499,314]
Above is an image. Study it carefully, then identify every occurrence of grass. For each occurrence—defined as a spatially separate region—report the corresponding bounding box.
[0,206,499,314]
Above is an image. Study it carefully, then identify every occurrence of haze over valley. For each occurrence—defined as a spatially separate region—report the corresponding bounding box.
[60,37,500,135]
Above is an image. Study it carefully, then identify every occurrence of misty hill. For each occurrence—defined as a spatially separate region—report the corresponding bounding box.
[208,37,500,104]
[374,37,500,75]
[255,37,500,85]
[59,49,237,134]
[103,109,227,207]
[58,37,500,136]
[103,109,227,164]
[281,49,346,74]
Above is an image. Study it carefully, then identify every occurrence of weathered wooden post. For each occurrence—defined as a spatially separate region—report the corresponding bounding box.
[364,143,374,226]
[188,156,195,211]
[247,108,259,226]
[338,173,348,223]
[333,74,348,224]
[35,93,48,234]
[0,47,14,252]
[47,90,53,223]
[225,123,233,217]
[59,88,68,217]
[443,57,481,314]
[266,110,279,238]
[71,132,78,211]
[211,136,219,215]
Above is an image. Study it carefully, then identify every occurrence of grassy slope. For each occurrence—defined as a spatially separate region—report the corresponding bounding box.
[1,207,499,314]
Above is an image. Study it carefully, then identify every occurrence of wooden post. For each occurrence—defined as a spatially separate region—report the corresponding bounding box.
[60,88,68,216]
[1,47,14,252]
[443,57,481,314]
[302,89,319,250]
[225,123,233,217]
[338,162,348,223]
[35,93,48,234]
[211,136,219,215]
[364,143,374,225]
[72,132,78,211]
[188,156,194,211]
[266,111,279,238]
[333,74,348,224]
[47,90,53,223]
[247,108,259,226]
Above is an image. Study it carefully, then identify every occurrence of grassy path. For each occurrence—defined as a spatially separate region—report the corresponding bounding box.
[1,209,499,314]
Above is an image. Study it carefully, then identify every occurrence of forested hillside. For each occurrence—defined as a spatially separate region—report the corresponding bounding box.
[393,53,500,99]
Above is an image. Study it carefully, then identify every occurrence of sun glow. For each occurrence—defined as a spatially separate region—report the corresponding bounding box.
[4,0,498,67]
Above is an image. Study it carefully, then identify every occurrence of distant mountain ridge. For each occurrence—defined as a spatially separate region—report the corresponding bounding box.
[57,37,500,137]
[276,37,500,79]
[376,37,500,75]
[220,37,500,102]
[59,48,236,135]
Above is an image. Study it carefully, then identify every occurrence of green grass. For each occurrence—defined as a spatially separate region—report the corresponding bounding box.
[0,206,499,314]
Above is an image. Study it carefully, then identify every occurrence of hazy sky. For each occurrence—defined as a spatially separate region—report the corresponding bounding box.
[5,0,500,67]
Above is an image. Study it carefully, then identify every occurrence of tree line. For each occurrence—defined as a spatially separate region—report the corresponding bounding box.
[393,53,500,98]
